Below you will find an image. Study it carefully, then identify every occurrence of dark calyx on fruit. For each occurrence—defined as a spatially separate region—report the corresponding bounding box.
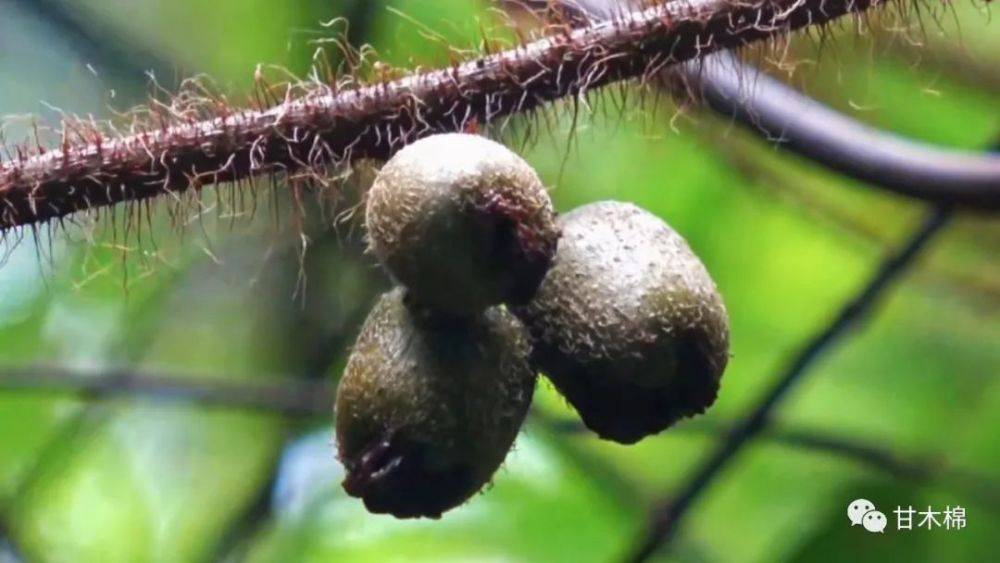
[365,133,560,315]
[335,288,536,518]
[513,201,730,444]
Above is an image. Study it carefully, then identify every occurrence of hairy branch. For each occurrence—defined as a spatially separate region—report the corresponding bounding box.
[2,0,903,231]
[625,206,952,562]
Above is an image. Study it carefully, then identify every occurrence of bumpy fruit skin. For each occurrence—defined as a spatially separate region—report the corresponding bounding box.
[365,133,560,315]
[513,201,730,444]
[334,287,536,518]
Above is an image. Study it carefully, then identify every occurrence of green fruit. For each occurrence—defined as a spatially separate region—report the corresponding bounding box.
[334,287,536,518]
[513,201,730,444]
[365,133,560,315]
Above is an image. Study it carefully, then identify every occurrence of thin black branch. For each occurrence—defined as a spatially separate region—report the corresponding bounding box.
[686,419,938,482]
[531,409,651,506]
[767,423,1000,510]
[551,416,1000,509]
[3,359,990,499]
[623,206,953,563]
[0,369,311,561]
[700,123,1000,311]
[548,416,941,480]
[0,401,117,563]
[207,442,288,563]
[0,365,332,416]
[203,208,381,563]
[1,0,905,230]
[693,54,1000,210]
[510,0,1000,210]
[4,405,113,505]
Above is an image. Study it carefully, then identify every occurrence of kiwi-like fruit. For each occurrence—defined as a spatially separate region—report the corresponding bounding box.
[334,287,536,518]
[365,133,560,315]
[513,201,730,444]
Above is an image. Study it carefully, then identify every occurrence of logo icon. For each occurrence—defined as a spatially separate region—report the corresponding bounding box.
[863,510,888,533]
[848,498,876,526]
[848,498,886,533]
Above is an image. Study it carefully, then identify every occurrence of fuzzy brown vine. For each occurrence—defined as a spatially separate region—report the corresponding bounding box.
[0,0,901,231]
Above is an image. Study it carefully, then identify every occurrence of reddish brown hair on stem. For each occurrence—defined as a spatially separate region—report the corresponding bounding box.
[0,0,904,232]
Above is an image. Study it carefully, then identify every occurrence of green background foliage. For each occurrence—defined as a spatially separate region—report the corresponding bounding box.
[0,1,997,561]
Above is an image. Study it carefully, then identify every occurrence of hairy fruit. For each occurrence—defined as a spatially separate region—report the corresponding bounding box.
[334,287,536,518]
[365,133,560,315]
[513,201,730,444]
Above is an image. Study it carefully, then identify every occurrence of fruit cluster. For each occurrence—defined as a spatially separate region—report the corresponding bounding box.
[334,133,730,519]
